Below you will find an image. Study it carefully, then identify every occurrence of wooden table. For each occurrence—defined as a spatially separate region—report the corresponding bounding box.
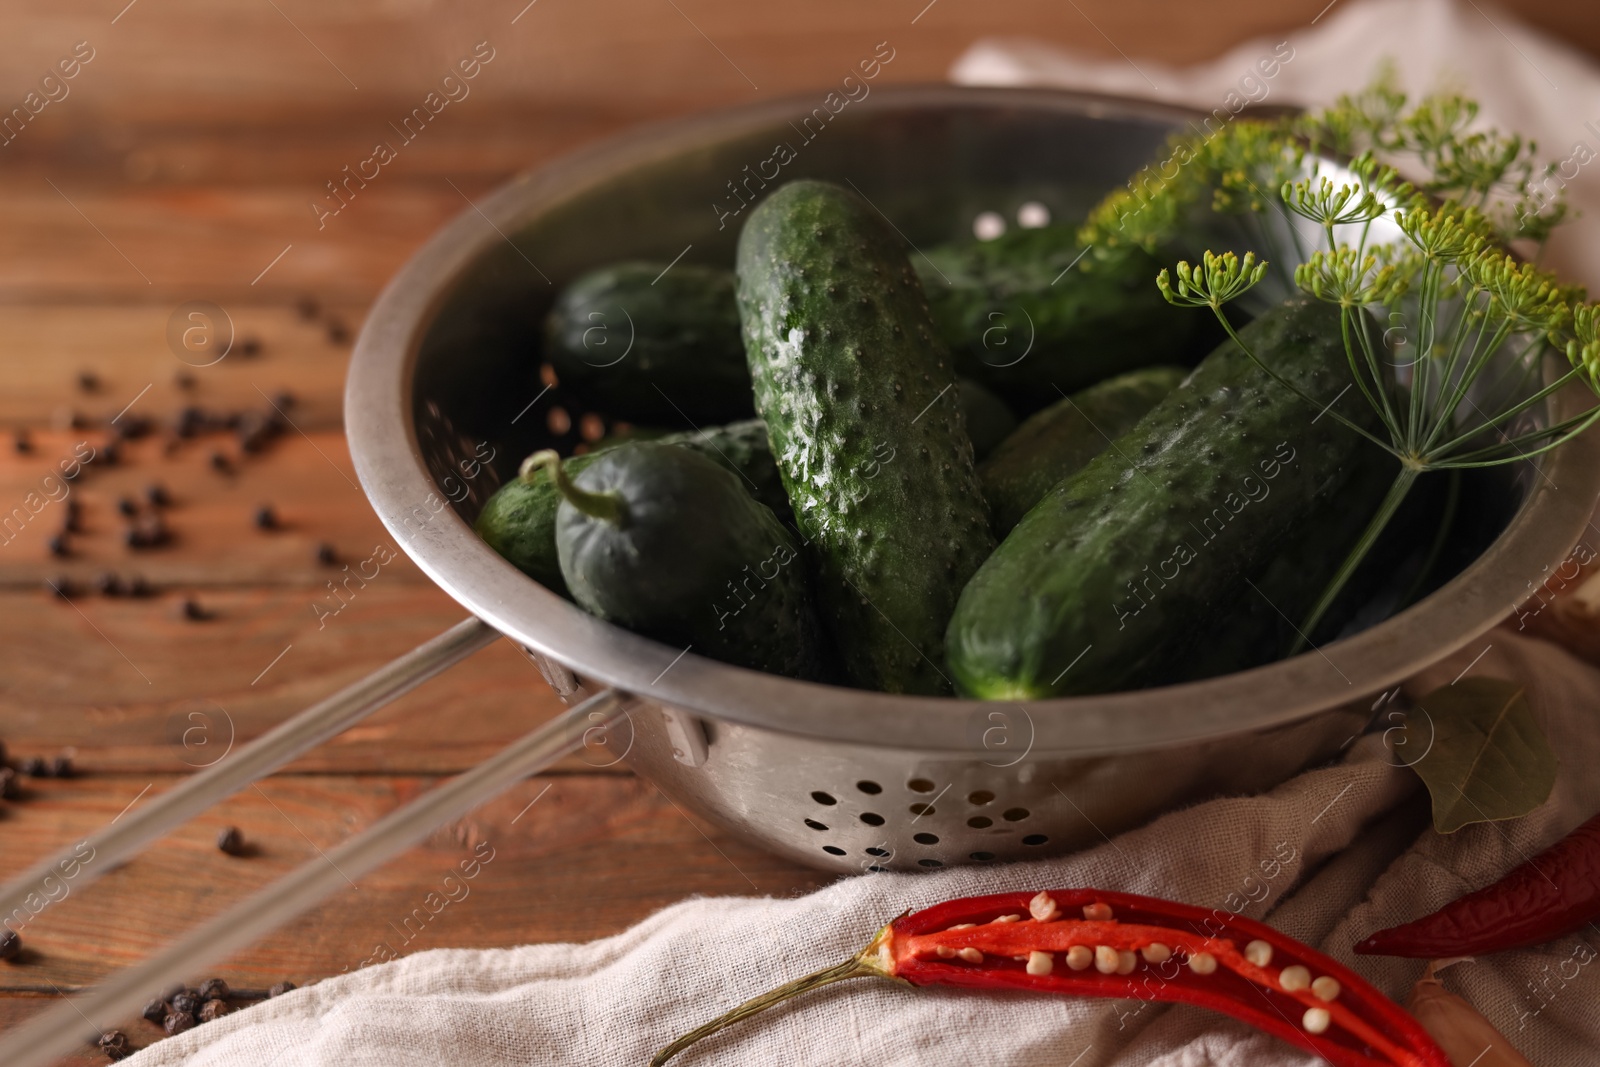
[4,2,1599,1062]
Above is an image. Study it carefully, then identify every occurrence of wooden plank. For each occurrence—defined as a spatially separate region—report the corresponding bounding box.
[0,582,601,775]
[0,773,825,1057]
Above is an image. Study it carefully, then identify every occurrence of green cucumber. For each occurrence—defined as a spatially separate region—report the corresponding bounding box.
[946,298,1382,698]
[737,179,995,695]
[918,228,1203,411]
[543,262,753,424]
[475,419,785,597]
[535,443,826,680]
[957,376,1017,461]
[980,365,1185,535]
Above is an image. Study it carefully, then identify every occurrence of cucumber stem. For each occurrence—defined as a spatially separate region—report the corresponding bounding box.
[518,449,630,527]
[1288,465,1418,655]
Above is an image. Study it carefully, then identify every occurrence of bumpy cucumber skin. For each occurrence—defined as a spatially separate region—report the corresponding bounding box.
[980,365,1186,535]
[737,180,995,695]
[557,444,826,681]
[543,262,753,424]
[918,229,1200,410]
[946,299,1381,699]
[474,419,784,598]
[957,376,1018,461]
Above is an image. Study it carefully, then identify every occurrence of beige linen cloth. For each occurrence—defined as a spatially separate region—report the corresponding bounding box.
[132,1,1600,1063]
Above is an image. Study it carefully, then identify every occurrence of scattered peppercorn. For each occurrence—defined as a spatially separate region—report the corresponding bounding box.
[175,407,203,439]
[0,930,20,961]
[97,572,123,596]
[253,505,277,530]
[169,990,201,1016]
[126,574,153,598]
[51,754,74,779]
[0,740,7,764]
[77,371,102,393]
[217,826,244,855]
[295,295,319,321]
[21,756,47,777]
[63,499,82,533]
[145,483,170,507]
[101,440,120,466]
[117,497,139,518]
[325,318,351,345]
[12,430,32,454]
[48,575,76,598]
[174,370,196,390]
[181,598,210,622]
[198,977,229,1001]
[52,407,85,431]
[0,767,19,800]
[268,981,296,998]
[163,1012,195,1036]
[115,415,153,440]
[315,542,338,566]
[198,999,229,1023]
[272,390,295,410]
[126,518,171,549]
[239,336,262,358]
[141,998,168,1024]
[97,1030,130,1061]
[47,534,70,558]
[210,451,232,474]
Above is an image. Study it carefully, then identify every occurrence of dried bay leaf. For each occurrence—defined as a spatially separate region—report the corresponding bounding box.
[1400,677,1557,833]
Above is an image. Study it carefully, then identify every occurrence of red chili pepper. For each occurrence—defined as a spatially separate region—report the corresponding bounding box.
[651,888,1449,1067]
[1356,812,1600,959]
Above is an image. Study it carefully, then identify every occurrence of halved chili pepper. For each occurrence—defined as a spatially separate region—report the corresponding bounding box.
[652,888,1450,1067]
[1356,811,1600,959]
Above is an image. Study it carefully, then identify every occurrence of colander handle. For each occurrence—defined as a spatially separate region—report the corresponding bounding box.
[0,615,500,947]
[0,684,630,1067]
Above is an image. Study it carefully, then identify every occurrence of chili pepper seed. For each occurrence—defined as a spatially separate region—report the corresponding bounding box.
[1115,950,1138,975]
[1093,945,1119,974]
[1278,964,1311,992]
[1244,939,1273,967]
[1082,902,1114,922]
[141,998,168,1024]
[1311,975,1340,1002]
[97,1030,130,1061]
[1187,952,1218,975]
[934,945,956,959]
[1140,942,1171,964]
[956,947,983,963]
[1065,945,1093,971]
[1025,951,1053,976]
[1028,891,1059,922]
[993,914,1022,924]
[1302,1006,1331,1034]
[0,930,21,961]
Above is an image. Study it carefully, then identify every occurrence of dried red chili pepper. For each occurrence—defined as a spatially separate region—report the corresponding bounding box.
[652,888,1449,1067]
[1356,812,1600,959]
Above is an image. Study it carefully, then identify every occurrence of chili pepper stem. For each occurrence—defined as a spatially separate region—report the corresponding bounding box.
[519,449,630,527]
[650,931,895,1066]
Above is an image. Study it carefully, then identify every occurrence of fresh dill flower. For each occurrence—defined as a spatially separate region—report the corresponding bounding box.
[1293,248,1402,308]
[1157,251,1268,309]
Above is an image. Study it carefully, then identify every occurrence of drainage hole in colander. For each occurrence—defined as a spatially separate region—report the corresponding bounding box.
[968,790,995,805]
[822,845,847,856]
[868,865,889,872]
[811,791,837,805]
[918,858,945,868]
[913,832,939,845]
[907,778,936,793]
[857,780,883,794]
[859,812,885,826]
[804,819,828,831]
[967,816,992,829]
[865,847,891,857]
[1003,807,1030,822]
[1022,834,1048,846]
[909,803,936,816]
[970,851,996,861]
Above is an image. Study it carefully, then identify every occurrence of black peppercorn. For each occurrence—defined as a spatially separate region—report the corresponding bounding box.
[175,406,202,438]
[117,497,139,518]
[163,1011,195,1036]
[216,826,243,855]
[169,989,201,1016]
[198,977,229,1001]
[239,336,262,358]
[174,370,196,390]
[295,295,319,321]
[210,451,232,474]
[145,483,170,507]
[116,416,152,440]
[21,756,47,777]
[101,441,120,466]
[97,1030,130,1061]
[48,576,75,598]
[315,542,338,566]
[51,754,73,779]
[272,390,295,410]
[46,534,69,558]
[253,505,277,530]
[97,573,123,597]
[268,981,296,998]
[198,999,229,1023]
[127,517,169,549]
[181,598,210,621]
[326,318,351,345]
[13,430,32,454]
[126,574,152,598]
[141,997,168,1024]
[0,930,20,961]
[0,767,19,800]
[77,371,102,393]
[63,499,82,533]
